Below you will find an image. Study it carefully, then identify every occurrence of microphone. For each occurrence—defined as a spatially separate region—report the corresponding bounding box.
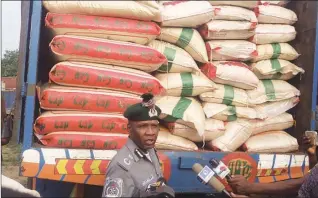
[192,163,231,198]
[143,177,175,198]
[209,158,232,181]
[157,177,167,186]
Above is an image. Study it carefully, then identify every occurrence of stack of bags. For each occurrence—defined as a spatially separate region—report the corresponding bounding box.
[198,1,261,152]
[198,0,303,153]
[34,1,168,150]
[243,1,304,153]
[32,1,212,151]
[33,1,303,154]
[151,1,219,150]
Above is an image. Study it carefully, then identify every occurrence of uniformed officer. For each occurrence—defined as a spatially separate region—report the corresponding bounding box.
[102,93,175,198]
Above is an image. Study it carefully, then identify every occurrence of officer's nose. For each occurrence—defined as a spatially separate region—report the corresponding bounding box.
[145,125,156,136]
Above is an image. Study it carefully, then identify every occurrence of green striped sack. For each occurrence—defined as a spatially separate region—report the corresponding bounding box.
[155,72,215,97]
[158,27,209,63]
[199,83,251,107]
[156,96,206,136]
[251,59,304,80]
[147,40,200,74]
[202,102,259,121]
[252,43,299,62]
[247,80,300,105]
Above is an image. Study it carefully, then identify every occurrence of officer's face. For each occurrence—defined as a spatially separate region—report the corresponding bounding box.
[128,120,160,150]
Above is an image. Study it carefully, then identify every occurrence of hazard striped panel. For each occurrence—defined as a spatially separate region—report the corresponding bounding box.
[55,159,110,175]
[257,168,287,177]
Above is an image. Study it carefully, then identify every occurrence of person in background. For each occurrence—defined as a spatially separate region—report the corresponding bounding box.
[102,93,175,198]
[229,134,318,198]
[1,92,41,197]
[2,175,41,197]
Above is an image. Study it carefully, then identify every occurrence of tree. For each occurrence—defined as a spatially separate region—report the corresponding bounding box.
[1,49,19,77]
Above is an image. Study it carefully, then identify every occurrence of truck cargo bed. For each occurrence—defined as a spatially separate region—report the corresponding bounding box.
[15,0,318,196]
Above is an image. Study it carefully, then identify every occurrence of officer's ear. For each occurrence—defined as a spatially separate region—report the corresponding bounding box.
[127,122,132,133]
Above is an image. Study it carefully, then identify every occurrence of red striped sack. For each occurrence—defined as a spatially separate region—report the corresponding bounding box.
[49,61,166,95]
[34,111,128,135]
[37,84,141,113]
[37,132,128,150]
[45,12,161,45]
[49,35,167,72]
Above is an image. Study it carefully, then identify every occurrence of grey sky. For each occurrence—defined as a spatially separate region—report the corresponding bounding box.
[2,1,21,55]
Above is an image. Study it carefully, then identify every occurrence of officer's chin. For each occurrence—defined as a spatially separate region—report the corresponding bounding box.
[143,143,155,150]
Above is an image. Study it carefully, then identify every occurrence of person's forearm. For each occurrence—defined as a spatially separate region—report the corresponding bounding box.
[247,177,304,195]
[308,153,317,169]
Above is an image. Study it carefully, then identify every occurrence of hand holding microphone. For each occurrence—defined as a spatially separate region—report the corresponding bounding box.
[192,163,232,198]
[209,159,251,196]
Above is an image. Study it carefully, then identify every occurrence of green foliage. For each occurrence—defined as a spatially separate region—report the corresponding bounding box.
[1,49,19,77]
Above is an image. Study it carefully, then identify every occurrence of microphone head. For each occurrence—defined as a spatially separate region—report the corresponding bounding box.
[209,158,219,168]
[192,163,203,173]
[157,177,167,185]
[191,163,227,194]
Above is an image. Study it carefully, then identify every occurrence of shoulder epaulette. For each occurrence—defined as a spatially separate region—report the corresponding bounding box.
[117,154,135,171]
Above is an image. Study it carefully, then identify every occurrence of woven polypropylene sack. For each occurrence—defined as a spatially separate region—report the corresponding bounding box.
[254,97,299,119]
[155,128,198,151]
[260,1,290,6]
[158,28,208,63]
[255,5,297,25]
[252,43,299,62]
[208,120,253,152]
[34,111,128,135]
[161,1,214,28]
[247,80,300,105]
[208,1,259,9]
[251,59,304,80]
[199,20,255,40]
[212,6,258,23]
[45,13,161,45]
[155,73,216,97]
[206,40,257,61]
[49,35,167,73]
[200,84,251,107]
[205,118,226,132]
[37,84,141,113]
[247,112,294,135]
[49,61,166,96]
[242,131,298,153]
[202,103,263,121]
[251,24,296,44]
[147,40,200,74]
[156,96,206,136]
[42,1,162,22]
[37,131,128,149]
[204,119,226,140]
[163,121,224,142]
[163,122,196,134]
[200,62,259,90]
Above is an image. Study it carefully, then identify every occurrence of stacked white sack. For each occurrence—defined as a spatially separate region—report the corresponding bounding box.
[147,1,223,146]
[242,2,303,153]
[196,5,260,151]
[197,1,303,153]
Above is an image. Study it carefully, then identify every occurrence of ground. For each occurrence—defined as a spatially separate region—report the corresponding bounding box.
[2,142,27,186]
